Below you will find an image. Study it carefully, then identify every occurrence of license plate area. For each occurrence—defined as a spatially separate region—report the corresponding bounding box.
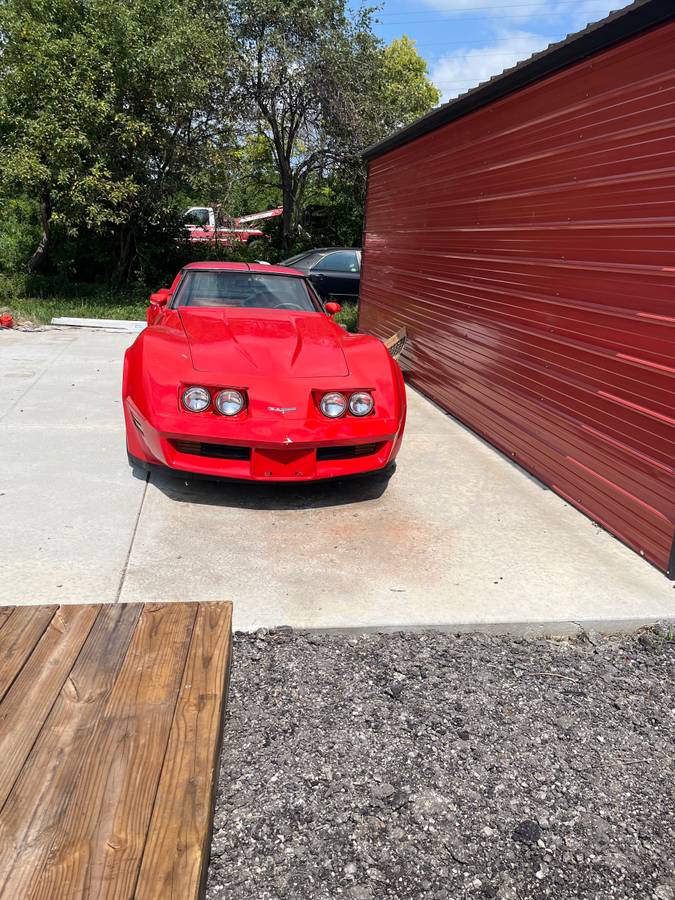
[252,448,316,479]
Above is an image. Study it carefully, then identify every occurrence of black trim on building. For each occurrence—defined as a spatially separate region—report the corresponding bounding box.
[363,0,675,161]
[667,532,675,581]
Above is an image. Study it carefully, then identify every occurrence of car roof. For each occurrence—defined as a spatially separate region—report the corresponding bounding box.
[304,247,361,253]
[182,261,304,276]
[282,248,362,265]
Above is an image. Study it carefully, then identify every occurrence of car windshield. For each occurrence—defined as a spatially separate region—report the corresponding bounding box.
[173,271,320,311]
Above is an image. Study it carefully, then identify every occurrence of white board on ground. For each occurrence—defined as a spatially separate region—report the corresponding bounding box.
[51,317,145,332]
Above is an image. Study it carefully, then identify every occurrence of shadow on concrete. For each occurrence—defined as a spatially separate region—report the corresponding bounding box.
[147,465,395,510]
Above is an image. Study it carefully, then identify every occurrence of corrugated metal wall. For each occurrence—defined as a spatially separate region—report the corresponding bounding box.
[360,21,675,575]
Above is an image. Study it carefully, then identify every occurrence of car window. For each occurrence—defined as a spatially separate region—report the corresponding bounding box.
[173,271,320,311]
[184,208,210,227]
[314,251,359,273]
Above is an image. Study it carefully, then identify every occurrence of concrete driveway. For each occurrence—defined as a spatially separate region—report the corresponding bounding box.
[1,327,671,632]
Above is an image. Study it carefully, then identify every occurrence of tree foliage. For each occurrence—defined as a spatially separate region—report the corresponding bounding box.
[0,0,439,280]
[225,4,440,254]
[225,0,376,254]
[0,0,232,277]
[379,36,441,134]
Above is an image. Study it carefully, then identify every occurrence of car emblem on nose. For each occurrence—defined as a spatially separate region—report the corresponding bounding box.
[268,406,297,415]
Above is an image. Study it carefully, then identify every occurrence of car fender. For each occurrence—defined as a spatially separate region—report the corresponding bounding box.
[340,332,406,422]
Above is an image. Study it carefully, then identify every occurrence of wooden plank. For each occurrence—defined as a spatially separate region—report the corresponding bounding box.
[0,608,15,636]
[0,601,233,900]
[383,325,407,360]
[0,605,100,809]
[25,602,198,900]
[0,606,58,704]
[0,604,143,900]
[135,602,233,900]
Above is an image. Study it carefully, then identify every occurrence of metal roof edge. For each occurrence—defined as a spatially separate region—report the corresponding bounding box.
[363,0,675,161]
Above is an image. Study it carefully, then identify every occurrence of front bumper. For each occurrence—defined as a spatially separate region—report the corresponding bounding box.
[125,401,402,482]
[128,451,396,484]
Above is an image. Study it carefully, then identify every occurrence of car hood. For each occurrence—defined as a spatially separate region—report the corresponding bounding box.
[178,308,349,377]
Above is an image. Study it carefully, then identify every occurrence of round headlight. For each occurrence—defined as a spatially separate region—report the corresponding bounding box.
[182,386,210,413]
[349,391,374,417]
[215,389,245,416]
[320,392,347,418]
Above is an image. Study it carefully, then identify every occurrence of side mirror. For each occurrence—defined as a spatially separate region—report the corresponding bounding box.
[149,288,170,306]
[325,301,341,316]
[147,288,170,325]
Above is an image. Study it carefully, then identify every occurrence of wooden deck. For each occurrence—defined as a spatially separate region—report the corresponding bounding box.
[0,602,232,900]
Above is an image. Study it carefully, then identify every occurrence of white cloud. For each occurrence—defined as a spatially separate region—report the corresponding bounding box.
[431,30,552,102]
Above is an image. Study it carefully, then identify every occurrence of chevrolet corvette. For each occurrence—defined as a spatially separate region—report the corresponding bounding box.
[123,262,406,482]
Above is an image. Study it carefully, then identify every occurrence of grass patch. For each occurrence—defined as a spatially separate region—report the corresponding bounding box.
[0,274,148,325]
[3,295,148,325]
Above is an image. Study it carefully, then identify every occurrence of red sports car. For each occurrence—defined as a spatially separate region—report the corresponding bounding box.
[123,262,406,482]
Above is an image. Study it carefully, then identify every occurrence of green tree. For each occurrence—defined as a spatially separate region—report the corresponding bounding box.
[378,36,440,135]
[0,0,232,279]
[224,7,439,254]
[226,0,383,256]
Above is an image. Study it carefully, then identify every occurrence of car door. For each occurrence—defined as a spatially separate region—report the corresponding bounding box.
[184,207,213,243]
[309,250,361,299]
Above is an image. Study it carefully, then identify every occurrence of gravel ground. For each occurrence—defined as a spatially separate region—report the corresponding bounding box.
[207,628,674,900]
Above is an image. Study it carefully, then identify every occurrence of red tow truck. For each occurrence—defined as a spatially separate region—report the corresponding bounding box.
[183,206,283,247]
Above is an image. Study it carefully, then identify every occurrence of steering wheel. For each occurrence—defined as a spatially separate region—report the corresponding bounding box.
[274,302,304,310]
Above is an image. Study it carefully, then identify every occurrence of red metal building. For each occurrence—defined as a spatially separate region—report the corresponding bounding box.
[360,0,675,576]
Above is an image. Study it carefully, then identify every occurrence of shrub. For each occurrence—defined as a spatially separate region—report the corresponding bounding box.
[334,301,358,333]
[0,198,41,273]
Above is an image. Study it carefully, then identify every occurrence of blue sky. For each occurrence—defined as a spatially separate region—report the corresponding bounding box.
[369,0,634,102]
